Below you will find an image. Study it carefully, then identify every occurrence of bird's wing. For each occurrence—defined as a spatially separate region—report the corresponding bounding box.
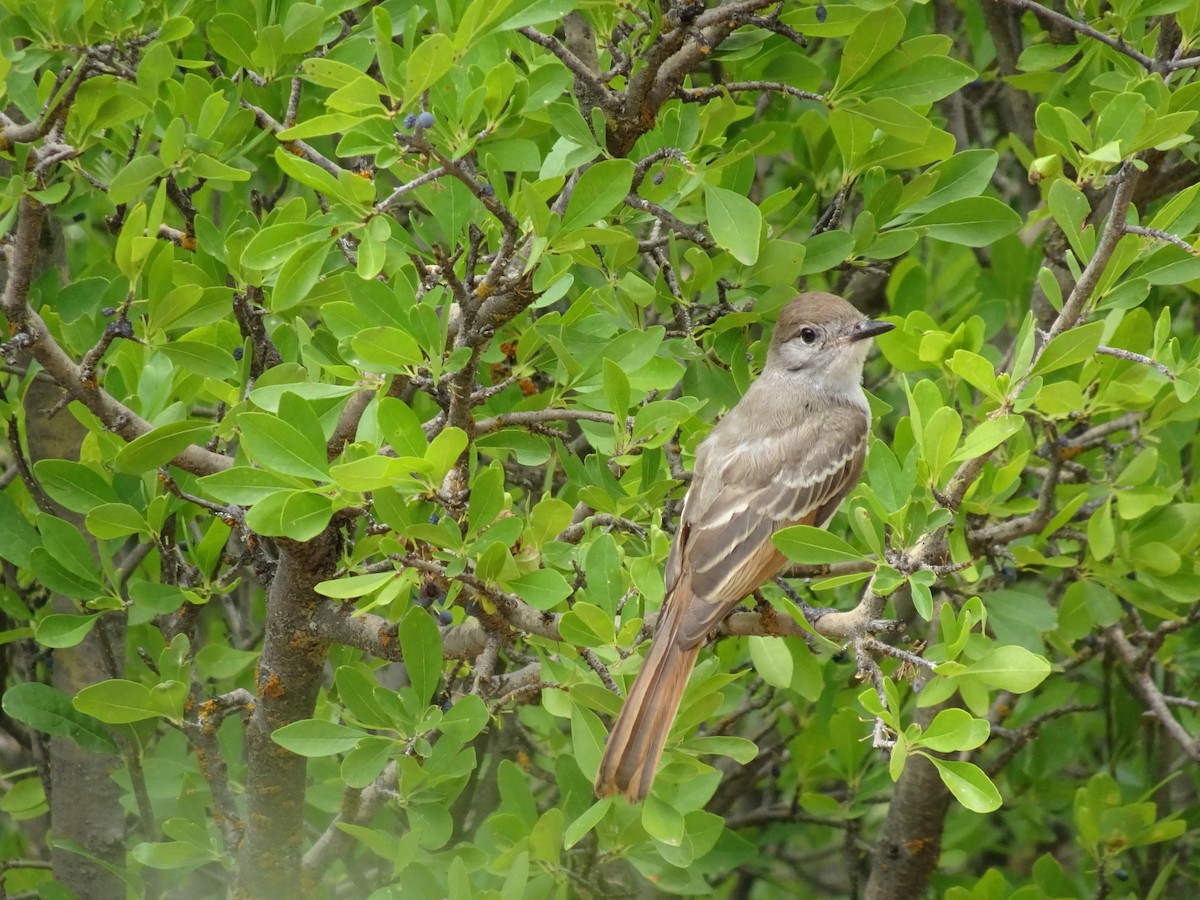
[667,409,868,648]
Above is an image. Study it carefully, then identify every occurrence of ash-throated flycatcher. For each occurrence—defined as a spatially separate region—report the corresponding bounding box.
[594,292,893,802]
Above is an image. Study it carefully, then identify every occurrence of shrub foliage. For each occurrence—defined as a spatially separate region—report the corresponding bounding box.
[0,1,1198,898]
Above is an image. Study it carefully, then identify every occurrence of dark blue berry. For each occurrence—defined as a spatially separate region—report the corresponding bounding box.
[416,111,435,129]
[816,1,827,23]
[653,171,665,185]
[437,610,453,626]
[232,346,244,360]
[428,513,440,525]
[403,113,417,130]
[480,183,494,197]
[101,306,116,316]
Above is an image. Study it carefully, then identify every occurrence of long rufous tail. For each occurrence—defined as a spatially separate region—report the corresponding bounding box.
[594,589,702,802]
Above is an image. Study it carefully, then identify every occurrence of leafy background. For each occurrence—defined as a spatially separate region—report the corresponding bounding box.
[0,1,1198,898]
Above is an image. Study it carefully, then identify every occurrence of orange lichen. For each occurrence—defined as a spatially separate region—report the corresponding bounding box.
[259,671,285,699]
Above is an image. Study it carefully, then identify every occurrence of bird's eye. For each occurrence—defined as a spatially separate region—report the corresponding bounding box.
[799,327,818,344]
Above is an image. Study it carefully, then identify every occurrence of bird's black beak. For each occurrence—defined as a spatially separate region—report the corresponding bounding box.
[849,318,895,342]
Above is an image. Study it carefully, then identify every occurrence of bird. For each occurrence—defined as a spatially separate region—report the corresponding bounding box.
[593,291,893,802]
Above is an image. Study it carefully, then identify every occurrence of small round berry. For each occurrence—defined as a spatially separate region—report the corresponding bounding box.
[428,513,440,525]
[816,1,827,23]
[416,111,435,129]
[437,609,453,626]
[232,346,244,360]
[101,306,116,316]
[653,171,665,185]
[402,113,417,130]
[480,183,495,197]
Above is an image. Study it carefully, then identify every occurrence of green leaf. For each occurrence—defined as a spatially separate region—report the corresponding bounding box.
[33,459,120,513]
[342,736,395,789]
[948,350,1001,399]
[705,185,762,265]
[30,548,102,600]
[0,489,40,568]
[405,33,454,100]
[1017,42,1080,72]
[1,682,116,754]
[748,636,793,689]
[329,456,431,492]
[964,645,1051,693]
[564,798,612,849]
[561,159,635,232]
[315,570,398,599]
[109,155,166,204]
[242,222,326,270]
[73,679,162,724]
[951,414,1024,462]
[920,708,990,752]
[35,613,100,648]
[190,155,250,183]
[858,53,975,105]
[506,568,572,610]
[682,735,759,764]
[199,466,302,504]
[925,757,1003,813]
[271,719,365,757]
[773,526,868,564]
[439,694,489,743]
[900,150,999,218]
[244,490,332,540]
[132,840,221,870]
[350,326,423,372]
[836,6,904,90]
[425,427,469,483]
[923,405,963,484]
[1029,321,1104,377]
[557,600,614,646]
[399,605,442,708]
[846,97,932,143]
[238,411,328,480]
[114,421,212,473]
[271,239,330,310]
[159,341,239,380]
[1095,92,1149,153]
[642,793,686,846]
[799,230,854,275]
[907,197,1022,247]
[584,532,622,614]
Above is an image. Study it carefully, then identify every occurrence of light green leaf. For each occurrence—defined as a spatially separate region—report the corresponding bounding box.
[748,636,793,689]
[73,679,161,723]
[964,645,1052,693]
[561,159,635,232]
[920,708,990,752]
[238,412,328,480]
[1029,321,1105,377]
[399,605,442,708]
[705,185,761,264]
[2,683,116,754]
[951,414,1024,462]
[925,757,1003,813]
[244,490,332,540]
[114,421,212,473]
[773,526,868,564]
[908,198,1021,247]
[272,719,365,757]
